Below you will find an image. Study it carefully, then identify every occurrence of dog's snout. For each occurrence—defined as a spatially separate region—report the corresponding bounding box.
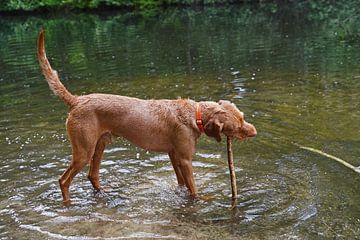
[248,126,257,137]
[244,122,257,138]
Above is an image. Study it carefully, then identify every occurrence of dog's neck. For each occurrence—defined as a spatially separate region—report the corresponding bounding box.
[196,101,223,130]
[196,103,204,132]
[174,100,220,135]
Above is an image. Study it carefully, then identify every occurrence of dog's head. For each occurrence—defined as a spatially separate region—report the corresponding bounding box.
[204,100,257,142]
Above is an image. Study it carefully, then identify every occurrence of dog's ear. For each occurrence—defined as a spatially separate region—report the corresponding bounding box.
[204,118,224,142]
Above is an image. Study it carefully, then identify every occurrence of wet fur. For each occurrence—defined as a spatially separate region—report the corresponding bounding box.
[37,30,257,204]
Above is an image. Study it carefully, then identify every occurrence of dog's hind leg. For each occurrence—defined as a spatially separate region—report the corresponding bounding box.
[88,132,112,191]
[59,147,94,204]
[59,121,97,204]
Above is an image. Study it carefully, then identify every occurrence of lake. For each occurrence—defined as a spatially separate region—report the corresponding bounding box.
[0,6,359,239]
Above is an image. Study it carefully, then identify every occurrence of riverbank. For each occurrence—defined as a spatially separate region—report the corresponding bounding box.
[3,0,246,13]
[0,0,359,17]
[1,1,359,41]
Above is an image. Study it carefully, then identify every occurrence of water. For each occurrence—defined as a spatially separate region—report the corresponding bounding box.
[1,7,360,239]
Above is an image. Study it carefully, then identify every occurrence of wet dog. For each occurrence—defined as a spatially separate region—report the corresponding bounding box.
[37,30,257,204]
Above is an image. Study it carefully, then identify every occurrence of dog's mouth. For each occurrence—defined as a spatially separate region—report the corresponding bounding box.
[234,135,254,142]
[243,122,257,138]
[222,121,257,141]
[232,124,257,141]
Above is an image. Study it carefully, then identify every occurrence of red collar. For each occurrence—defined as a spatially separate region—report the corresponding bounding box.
[196,103,204,132]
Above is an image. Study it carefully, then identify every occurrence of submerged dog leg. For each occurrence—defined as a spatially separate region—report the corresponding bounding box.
[88,133,112,191]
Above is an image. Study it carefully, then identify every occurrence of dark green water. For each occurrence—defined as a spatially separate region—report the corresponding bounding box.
[1,7,360,239]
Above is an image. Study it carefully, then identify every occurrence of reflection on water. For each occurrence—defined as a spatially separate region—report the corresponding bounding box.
[1,6,360,239]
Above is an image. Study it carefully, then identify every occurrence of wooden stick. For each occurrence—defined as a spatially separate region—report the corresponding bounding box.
[295,144,360,174]
[227,136,238,201]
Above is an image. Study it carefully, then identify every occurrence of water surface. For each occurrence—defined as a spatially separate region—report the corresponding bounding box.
[1,7,359,239]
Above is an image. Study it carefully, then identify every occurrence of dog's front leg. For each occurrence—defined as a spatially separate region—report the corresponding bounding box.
[171,128,200,198]
[169,151,185,186]
[170,149,197,198]
[179,158,197,198]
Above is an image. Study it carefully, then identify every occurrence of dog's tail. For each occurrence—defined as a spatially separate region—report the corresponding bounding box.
[37,30,77,107]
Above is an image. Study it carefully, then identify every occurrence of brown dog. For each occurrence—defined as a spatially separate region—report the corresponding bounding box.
[37,30,257,204]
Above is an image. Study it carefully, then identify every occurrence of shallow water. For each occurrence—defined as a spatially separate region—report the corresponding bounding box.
[1,7,360,239]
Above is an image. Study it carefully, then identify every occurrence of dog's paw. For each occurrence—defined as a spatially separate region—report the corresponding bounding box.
[62,199,72,207]
[94,187,113,197]
[195,194,215,201]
